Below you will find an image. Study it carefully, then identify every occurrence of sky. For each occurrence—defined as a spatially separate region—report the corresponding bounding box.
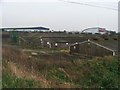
[1,0,119,32]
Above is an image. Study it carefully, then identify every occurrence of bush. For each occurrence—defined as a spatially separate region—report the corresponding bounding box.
[79,56,119,88]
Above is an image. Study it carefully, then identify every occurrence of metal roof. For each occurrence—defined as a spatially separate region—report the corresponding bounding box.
[70,39,118,52]
[1,27,49,30]
[82,27,107,32]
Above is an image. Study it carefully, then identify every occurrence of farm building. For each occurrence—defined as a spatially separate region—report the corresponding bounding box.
[2,30,118,50]
[69,39,118,57]
[39,36,87,49]
[10,34,119,50]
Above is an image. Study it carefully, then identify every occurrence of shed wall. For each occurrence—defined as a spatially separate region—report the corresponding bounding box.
[70,42,113,57]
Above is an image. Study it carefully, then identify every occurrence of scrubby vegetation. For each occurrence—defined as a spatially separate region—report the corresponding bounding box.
[75,56,119,88]
[2,46,119,88]
[3,73,40,88]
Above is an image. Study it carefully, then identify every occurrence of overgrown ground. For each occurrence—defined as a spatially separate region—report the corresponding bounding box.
[2,45,119,88]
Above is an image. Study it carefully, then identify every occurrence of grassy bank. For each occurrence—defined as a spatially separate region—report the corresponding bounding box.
[2,46,119,88]
[3,73,40,88]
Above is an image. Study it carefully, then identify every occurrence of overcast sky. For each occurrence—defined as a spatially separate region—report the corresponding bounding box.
[1,0,119,32]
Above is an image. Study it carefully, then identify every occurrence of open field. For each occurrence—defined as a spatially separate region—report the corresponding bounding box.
[2,31,119,88]
[2,45,119,88]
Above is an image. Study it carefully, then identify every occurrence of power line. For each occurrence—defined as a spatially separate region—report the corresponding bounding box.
[58,0,118,11]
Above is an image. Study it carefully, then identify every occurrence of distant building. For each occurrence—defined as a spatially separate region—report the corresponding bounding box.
[1,27,50,32]
[81,27,108,35]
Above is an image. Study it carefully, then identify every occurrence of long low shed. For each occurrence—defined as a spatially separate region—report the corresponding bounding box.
[69,40,117,57]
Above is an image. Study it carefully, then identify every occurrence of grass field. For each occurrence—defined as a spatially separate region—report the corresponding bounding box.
[2,45,119,88]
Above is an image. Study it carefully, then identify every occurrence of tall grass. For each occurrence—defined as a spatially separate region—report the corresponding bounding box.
[2,73,40,88]
[2,46,119,88]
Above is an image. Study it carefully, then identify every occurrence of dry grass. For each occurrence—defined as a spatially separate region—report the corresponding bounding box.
[2,45,119,88]
[2,45,77,88]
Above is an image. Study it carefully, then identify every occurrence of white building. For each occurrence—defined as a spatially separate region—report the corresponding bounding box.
[81,27,108,35]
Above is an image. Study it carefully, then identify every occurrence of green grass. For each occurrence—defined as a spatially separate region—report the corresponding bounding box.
[48,69,71,83]
[2,73,41,88]
[37,56,119,88]
[75,56,119,88]
[0,79,2,89]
